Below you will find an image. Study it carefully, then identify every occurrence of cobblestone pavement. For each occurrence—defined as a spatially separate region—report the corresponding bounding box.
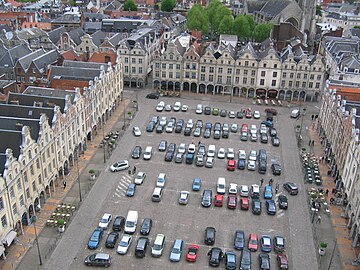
[1,89,355,270]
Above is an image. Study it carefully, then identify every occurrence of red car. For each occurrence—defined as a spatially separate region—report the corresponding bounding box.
[248,233,258,252]
[241,124,248,133]
[214,194,224,207]
[277,254,289,269]
[186,244,199,262]
[240,197,249,210]
[227,194,237,209]
[227,160,236,171]
[245,108,252,118]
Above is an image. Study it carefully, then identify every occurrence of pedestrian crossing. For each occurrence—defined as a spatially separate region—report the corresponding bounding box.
[113,174,133,198]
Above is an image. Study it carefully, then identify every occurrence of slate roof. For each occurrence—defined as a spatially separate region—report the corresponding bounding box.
[84,22,102,33]
[17,49,45,72]
[350,28,360,39]
[52,14,81,23]
[24,86,76,102]
[8,92,67,113]
[68,28,86,45]
[0,116,41,142]
[0,103,54,125]
[341,55,360,71]
[83,12,109,21]
[33,49,59,72]
[91,30,106,46]
[325,37,359,63]
[104,0,122,11]
[0,43,31,67]
[258,0,292,18]
[16,27,48,40]
[0,129,22,172]
[63,60,109,71]
[108,33,123,47]
[48,26,67,44]
[48,66,101,82]
[246,0,266,14]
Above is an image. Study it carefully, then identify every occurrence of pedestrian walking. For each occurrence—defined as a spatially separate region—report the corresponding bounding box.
[275,183,279,194]
[309,139,311,146]
[133,166,136,174]
[325,189,329,196]
[311,115,314,121]
[128,169,131,175]
[63,181,67,189]
[316,215,322,224]
[260,178,264,187]
[269,178,273,186]
[311,140,315,147]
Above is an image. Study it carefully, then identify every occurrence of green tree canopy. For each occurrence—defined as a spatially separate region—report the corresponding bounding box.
[218,15,233,35]
[123,0,137,11]
[187,4,209,34]
[316,5,322,16]
[206,0,223,34]
[253,23,273,42]
[214,5,231,33]
[161,0,175,12]
[233,15,251,40]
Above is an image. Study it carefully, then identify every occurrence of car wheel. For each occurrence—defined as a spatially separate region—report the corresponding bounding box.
[105,265,109,268]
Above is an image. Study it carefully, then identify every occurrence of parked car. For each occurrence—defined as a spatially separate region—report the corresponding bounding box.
[158,140,167,151]
[224,250,237,270]
[146,121,155,132]
[217,148,226,159]
[132,126,141,136]
[228,183,238,194]
[247,160,256,171]
[192,178,202,191]
[146,92,159,99]
[271,163,282,175]
[205,157,215,168]
[264,185,273,199]
[240,250,251,270]
[240,197,249,210]
[272,136,280,146]
[207,247,223,267]
[214,194,224,207]
[110,160,129,172]
[259,253,270,270]
[274,236,285,253]
[283,182,299,195]
[140,218,152,235]
[84,253,111,267]
[169,239,183,262]
[266,200,276,215]
[252,199,262,215]
[105,232,119,248]
[260,235,272,252]
[126,183,136,197]
[204,106,211,115]
[201,189,213,207]
[278,195,288,210]
[237,111,244,118]
[240,185,249,197]
[112,216,125,231]
[132,146,142,159]
[88,228,104,249]
[227,194,237,209]
[220,109,227,117]
[196,155,205,166]
[156,124,164,133]
[238,159,246,170]
[116,234,132,255]
[175,153,184,163]
[205,227,216,245]
[134,172,146,185]
[227,159,236,171]
[165,150,174,162]
[260,133,268,143]
[151,234,166,257]
[277,254,289,269]
[230,123,238,133]
[248,234,258,252]
[234,230,245,250]
[99,213,112,230]
[165,104,171,111]
[227,148,235,159]
[156,173,166,187]
[178,191,190,205]
[186,244,199,262]
[253,110,261,119]
[135,237,149,258]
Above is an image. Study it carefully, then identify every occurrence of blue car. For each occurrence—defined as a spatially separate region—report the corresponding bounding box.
[192,178,202,191]
[88,228,103,249]
[261,120,273,128]
[264,185,273,199]
[126,183,136,197]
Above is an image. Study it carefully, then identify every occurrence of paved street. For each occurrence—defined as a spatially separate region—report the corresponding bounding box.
[43,92,317,270]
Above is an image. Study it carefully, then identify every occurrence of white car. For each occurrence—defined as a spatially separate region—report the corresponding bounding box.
[238,150,246,160]
[196,104,203,114]
[181,104,188,112]
[117,234,132,254]
[249,150,257,161]
[132,126,141,137]
[178,143,186,154]
[228,111,236,118]
[186,119,194,129]
[134,172,146,185]
[98,213,112,229]
[205,157,215,168]
[253,111,261,119]
[227,148,235,159]
[231,123,238,133]
[260,124,267,134]
[173,102,181,111]
[178,191,190,205]
[222,123,229,132]
[156,101,165,112]
[165,122,174,133]
[165,104,172,111]
[250,124,257,134]
[156,173,166,187]
[159,116,167,126]
[143,147,152,160]
[250,133,257,142]
[188,143,196,154]
[247,160,256,171]
[217,148,226,159]
[229,183,238,194]
[110,160,129,172]
[240,185,249,197]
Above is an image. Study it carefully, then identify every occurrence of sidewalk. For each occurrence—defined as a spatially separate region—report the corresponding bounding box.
[0,98,131,270]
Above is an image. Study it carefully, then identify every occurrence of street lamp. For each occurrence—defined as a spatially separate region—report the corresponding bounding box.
[32,216,42,265]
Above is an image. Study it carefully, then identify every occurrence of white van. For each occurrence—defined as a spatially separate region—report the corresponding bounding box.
[143,146,152,160]
[152,187,164,202]
[217,177,226,194]
[151,234,166,257]
[124,210,138,234]
[291,109,300,118]
[207,145,216,157]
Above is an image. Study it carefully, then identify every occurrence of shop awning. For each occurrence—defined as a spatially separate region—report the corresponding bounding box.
[0,245,5,257]
[3,230,16,246]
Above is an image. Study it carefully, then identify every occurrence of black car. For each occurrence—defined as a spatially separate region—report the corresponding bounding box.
[207,247,223,267]
[201,189,213,207]
[184,127,192,136]
[252,199,262,215]
[165,150,174,162]
[168,143,176,152]
[204,106,211,115]
[220,109,227,117]
[278,195,288,210]
[156,125,164,133]
[283,182,298,195]
[237,111,244,119]
[158,140,167,151]
[186,153,194,164]
[273,236,285,253]
[132,146,142,159]
[146,92,160,99]
[205,227,216,245]
[259,253,270,270]
[224,251,236,270]
[269,128,277,137]
[240,250,251,270]
[112,216,125,231]
[234,230,245,250]
[271,136,280,146]
[84,253,111,267]
[260,133,268,143]
[140,218,152,235]
[222,130,229,138]
[266,200,276,215]
[105,232,119,248]
[238,159,246,170]
[146,121,155,132]
[271,163,281,175]
[135,237,149,258]
[175,125,183,133]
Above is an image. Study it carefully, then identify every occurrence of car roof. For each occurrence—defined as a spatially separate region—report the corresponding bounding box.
[95,253,110,260]
[102,213,111,219]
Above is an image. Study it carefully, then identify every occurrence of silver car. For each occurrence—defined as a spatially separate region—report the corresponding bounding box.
[169,239,183,262]
[205,157,214,168]
[196,155,205,166]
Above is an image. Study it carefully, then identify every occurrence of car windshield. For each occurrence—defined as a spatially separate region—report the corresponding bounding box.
[126,221,134,227]
[188,247,197,255]
[228,254,236,263]
[91,232,100,241]
[277,238,284,245]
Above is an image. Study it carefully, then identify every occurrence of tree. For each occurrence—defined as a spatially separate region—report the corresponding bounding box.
[253,23,273,42]
[214,6,231,33]
[161,0,175,12]
[316,5,322,16]
[244,15,256,32]
[187,5,209,34]
[233,15,251,40]
[206,0,223,34]
[218,15,233,35]
[123,0,137,11]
